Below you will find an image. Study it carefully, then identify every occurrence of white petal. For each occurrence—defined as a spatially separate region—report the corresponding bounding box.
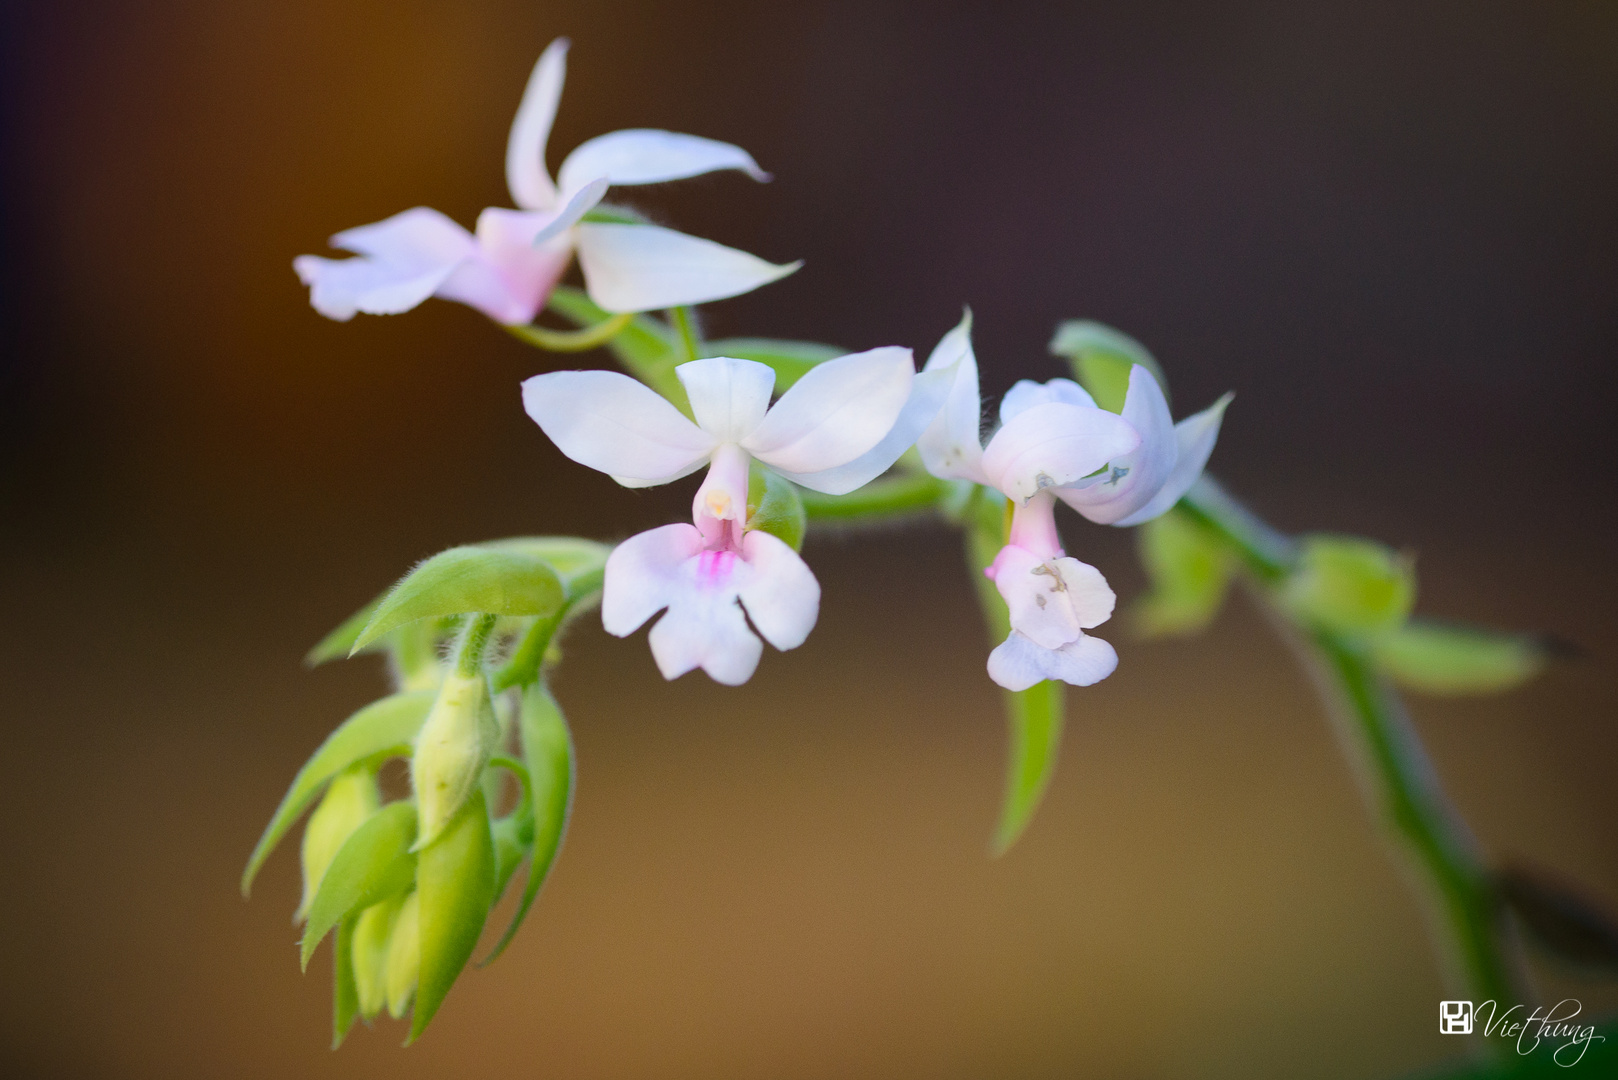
[1056,365,1178,525]
[1113,393,1232,527]
[601,524,704,636]
[294,207,476,320]
[987,631,1119,691]
[575,223,800,313]
[506,39,568,211]
[916,311,988,483]
[990,546,1116,650]
[527,178,608,247]
[648,589,762,685]
[424,207,573,325]
[675,357,777,443]
[999,378,1096,423]
[980,403,1141,502]
[737,531,821,651]
[741,347,915,475]
[557,129,768,196]
[775,361,956,494]
[522,370,716,483]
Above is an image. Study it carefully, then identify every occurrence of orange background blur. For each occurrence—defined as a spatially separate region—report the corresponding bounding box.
[2,2,1616,1077]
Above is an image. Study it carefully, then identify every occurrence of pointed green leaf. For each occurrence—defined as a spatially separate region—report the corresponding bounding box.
[306,593,386,666]
[242,691,433,897]
[353,547,565,653]
[409,788,496,1042]
[992,680,1066,854]
[1130,508,1233,638]
[482,537,610,601]
[1049,320,1170,413]
[352,894,405,1021]
[1281,534,1415,637]
[1373,619,1550,696]
[702,337,844,392]
[746,463,807,551]
[301,801,419,970]
[332,917,359,1048]
[481,682,574,966]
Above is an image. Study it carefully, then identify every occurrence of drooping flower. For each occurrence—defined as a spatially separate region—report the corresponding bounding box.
[916,314,1230,690]
[523,350,954,684]
[294,38,798,325]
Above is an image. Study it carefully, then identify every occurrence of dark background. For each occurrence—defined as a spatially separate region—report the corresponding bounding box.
[2,1,1616,1076]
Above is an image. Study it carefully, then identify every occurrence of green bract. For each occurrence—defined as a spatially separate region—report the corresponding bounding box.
[1373,619,1549,696]
[353,547,566,653]
[301,801,420,970]
[746,461,807,552]
[411,788,497,1042]
[1281,534,1415,637]
[1049,319,1171,413]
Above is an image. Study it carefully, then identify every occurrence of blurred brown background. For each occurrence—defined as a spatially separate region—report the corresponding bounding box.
[2,1,1616,1077]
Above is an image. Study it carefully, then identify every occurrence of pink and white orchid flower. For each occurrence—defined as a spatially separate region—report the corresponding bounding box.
[294,38,798,325]
[523,349,955,684]
[916,315,1230,690]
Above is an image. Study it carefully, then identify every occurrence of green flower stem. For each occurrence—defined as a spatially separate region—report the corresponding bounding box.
[506,314,633,352]
[798,472,957,522]
[492,607,570,692]
[453,614,499,679]
[1178,476,1527,1007]
[669,306,702,364]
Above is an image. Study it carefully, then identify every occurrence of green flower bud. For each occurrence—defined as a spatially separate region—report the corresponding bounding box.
[412,669,500,850]
[352,894,406,1021]
[1048,320,1171,414]
[1281,534,1415,637]
[299,764,379,921]
[385,891,421,1020]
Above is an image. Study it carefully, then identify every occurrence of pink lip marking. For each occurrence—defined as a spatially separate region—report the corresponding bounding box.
[696,548,737,587]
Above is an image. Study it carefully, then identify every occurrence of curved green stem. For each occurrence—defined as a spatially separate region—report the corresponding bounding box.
[669,306,701,364]
[799,472,956,522]
[506,313,634,353]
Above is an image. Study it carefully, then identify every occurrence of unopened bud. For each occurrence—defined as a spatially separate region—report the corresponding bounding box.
[352,894,405,1021]
[385,891,421,1020]
[299,765,379,921]
[1281,534,1414,637]
[411,671,499,850]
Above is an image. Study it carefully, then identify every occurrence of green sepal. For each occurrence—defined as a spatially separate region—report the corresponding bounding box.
[481,682,574,966]
[352,894,405,1021]
[545,287,689,410]
[1281,534,1415,637]
[353,546,566,654]
[746,463,807,552]
[302,801,420,970]
[1048,320,1170,413]
[332,917,359,1049]
[993,680,1066,855]
[409,788,497,1043]
[1373,618,1549,696]
[306,593,385,666]
[702,337,843,392]
[242,690,434,897]
[1130,508,1233,638]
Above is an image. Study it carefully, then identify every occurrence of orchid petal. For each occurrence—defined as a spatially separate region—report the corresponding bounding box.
[675,357,777,443]
[522,370,716,483]
[648,586,762,686]
[558,129,768,196]
[506,39,568,211]
[737,531,820,651]
[527,178,609,248]
[421,207,571,325]
[990,546,1116,650]
[741,347,914,476]
[294,207,476,320]
[575,223,800,313]
[980,403,1140,502]
[999,378,1096,423]
[601,524,704,637]
[917,311,988,483]
[774,362,956,494]
[988,631,1119,692]
[1056,365,1177,524]
[1113,393,1232,527]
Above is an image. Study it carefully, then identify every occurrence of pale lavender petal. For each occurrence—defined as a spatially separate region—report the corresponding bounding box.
[999,378,1096,423]
[916,311,988,483]
[1113,392,1233,527]
[741,347,914,475]
[575,222,800,313]
[1057,365,1177,524]
[295,207,475,320]
[980,403,1140,502]
[557,129,768,195]
[506,38,568,211]
[737,531,821,651]
[987,631,1119,691]
[522,369,716,483]
[648,587,763,685]
[990,546,1116,650]
[775,361,956,494]
[675,357,777,443]
[601,524,704,637]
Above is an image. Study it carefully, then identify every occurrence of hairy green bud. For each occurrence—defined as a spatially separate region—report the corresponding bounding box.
[298,765,379,921]
[411,670,499,850]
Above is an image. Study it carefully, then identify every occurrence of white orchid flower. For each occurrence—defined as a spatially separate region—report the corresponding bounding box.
[523,349,956,684]
[915,314,1230,690]
[294,38,799,325]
